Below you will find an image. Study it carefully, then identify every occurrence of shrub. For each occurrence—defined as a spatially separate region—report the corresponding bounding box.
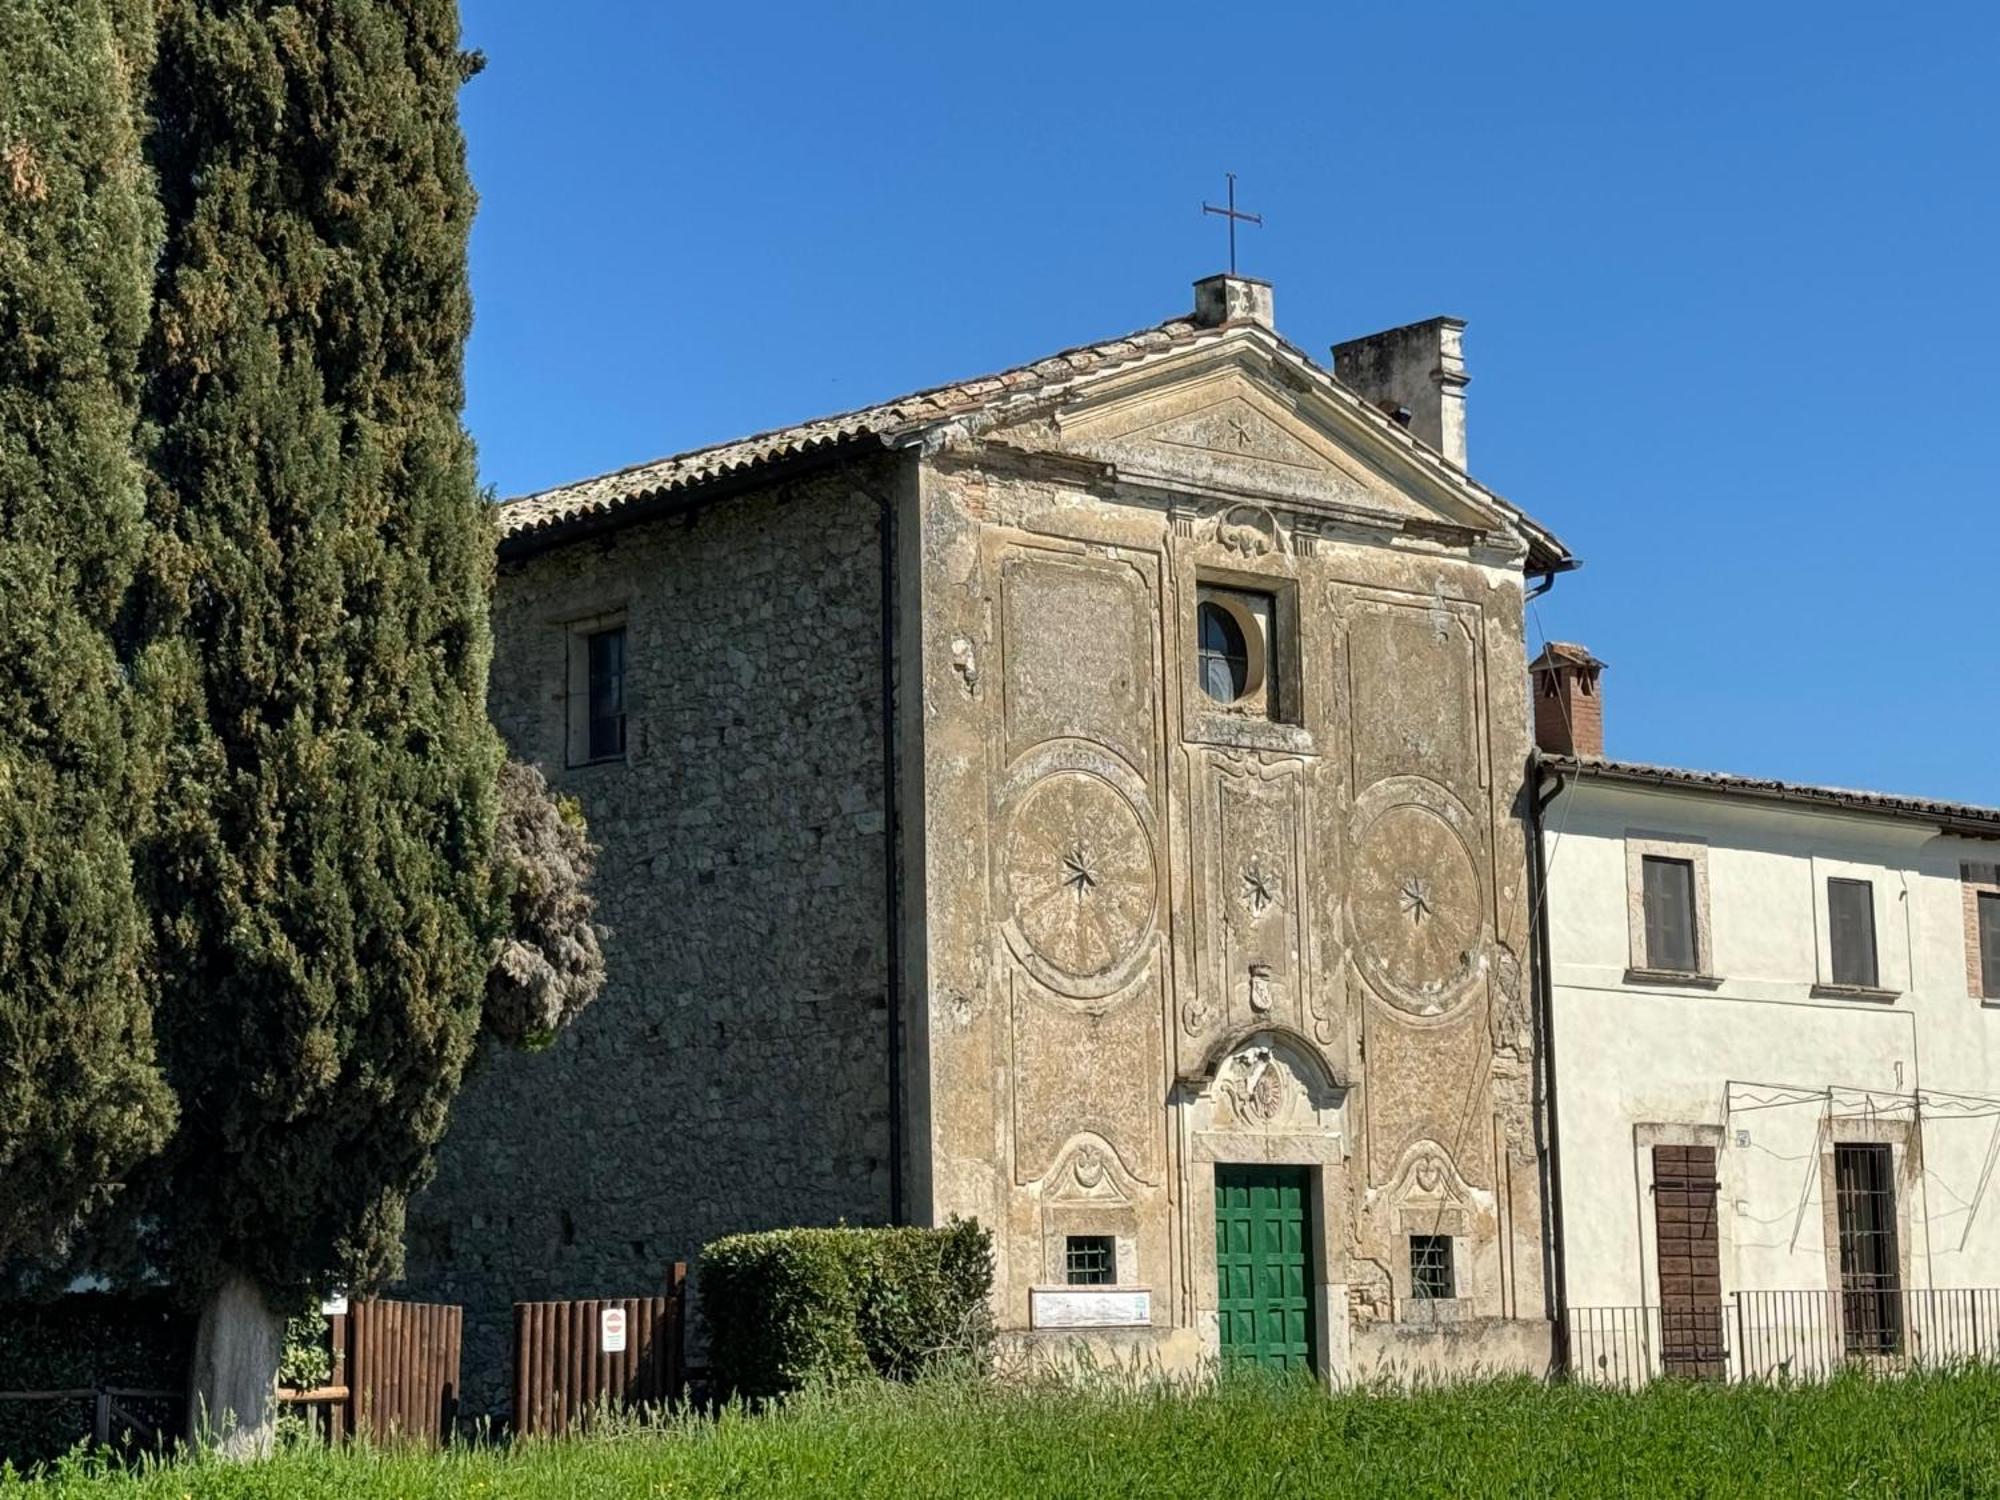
[0,1293,191,1469]
[701,1221,993,1399]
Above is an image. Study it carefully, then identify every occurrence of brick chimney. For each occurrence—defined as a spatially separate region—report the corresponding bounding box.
[1530,642,1606,758]
[1331,317,1469,469]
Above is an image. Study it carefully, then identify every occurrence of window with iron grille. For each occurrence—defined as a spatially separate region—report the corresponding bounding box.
[1641,855,1699,972]
[1834,1143,1902,1356]
[1065,1235,1115,1286]
[1981,892,2000,999]
[1827,878,1879,988]
[1409,1235,1455,1300]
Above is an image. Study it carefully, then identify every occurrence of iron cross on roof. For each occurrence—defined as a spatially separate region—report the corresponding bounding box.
[1202,172,1262,275]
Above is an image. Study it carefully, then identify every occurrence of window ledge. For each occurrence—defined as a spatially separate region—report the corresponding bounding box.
[1811,983,1900,1003]
[1185,713,1314,756]
[1400,1298,1468,1326]
[1624,967,1725,989]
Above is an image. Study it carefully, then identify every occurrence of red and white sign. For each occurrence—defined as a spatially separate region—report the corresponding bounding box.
[600,1306,627,1354]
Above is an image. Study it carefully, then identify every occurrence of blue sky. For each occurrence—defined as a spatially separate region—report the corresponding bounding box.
[460,2,1997,803]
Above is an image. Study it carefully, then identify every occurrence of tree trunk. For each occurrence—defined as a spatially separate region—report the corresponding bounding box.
[187,1269,283,1458]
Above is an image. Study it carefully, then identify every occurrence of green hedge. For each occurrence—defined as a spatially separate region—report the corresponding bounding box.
[0,1293,191,1469]
[700,1221,993,1399]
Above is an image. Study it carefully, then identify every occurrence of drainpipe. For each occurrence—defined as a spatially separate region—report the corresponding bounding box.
[1528,756,1570,1372]
[877,487,905,1226]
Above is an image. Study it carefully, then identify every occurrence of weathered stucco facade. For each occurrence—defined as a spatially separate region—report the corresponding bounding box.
[405,275,1574,1408]
[910,301,1556,1373]
[1542,757,2000,1381]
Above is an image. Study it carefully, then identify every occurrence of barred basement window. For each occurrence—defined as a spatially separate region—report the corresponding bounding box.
[1409,1234,1455,1300]
[1065,1235,1116,1286]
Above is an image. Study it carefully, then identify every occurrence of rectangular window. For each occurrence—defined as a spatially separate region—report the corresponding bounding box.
[1834,1143,1902,1356]
[1064,1235,1115,1286]
[1641,855,1699,972]
[585,626,626,762]
[1408,1235,1455,1300]
[1981,892,2000,999]
[1827,878,1879,989]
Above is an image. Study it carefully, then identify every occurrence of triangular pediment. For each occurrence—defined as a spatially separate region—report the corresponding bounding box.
[1139,397,1329,473]
[986,335,1514,541]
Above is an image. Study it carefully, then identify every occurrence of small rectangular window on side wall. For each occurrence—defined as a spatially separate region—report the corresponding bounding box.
[586,626,627,761]
[1064,1235,1116,1286]
[565,615,628,767]
[1409,1234,1455,1300]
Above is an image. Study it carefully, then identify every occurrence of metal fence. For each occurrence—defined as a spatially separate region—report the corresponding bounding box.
[1567,1287,2000,1387]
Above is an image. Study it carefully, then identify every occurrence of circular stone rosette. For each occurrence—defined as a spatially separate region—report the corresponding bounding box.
[997,745,1159,1000]
[1345,776,1490,1017]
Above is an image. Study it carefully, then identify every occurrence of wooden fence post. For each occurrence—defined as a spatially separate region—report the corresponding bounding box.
[666,1262,688,1405]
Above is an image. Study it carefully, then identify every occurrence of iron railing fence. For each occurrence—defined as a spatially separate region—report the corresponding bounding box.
[1732,1287,2000,1381]
[1566,1288,2000,1387]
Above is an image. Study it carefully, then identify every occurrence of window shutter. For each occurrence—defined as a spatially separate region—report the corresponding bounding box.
[1642,856,1698,972]
[1828,878,1879,989]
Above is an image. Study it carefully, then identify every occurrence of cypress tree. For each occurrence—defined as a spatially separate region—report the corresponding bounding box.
[0,0,176,1262]
[137,0,500,1444]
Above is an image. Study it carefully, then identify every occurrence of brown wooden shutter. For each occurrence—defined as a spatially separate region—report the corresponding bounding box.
[1653,1144,1725,1378]
[1642,857,1698,972]
[1981,893,2000,998]
[1828,878,1879,989]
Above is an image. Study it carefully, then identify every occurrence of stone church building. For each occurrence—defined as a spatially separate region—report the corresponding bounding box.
[402,273,1576,1408]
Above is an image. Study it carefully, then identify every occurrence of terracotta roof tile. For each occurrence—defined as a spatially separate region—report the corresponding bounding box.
[1547,754,2000,835]
[494,310,1572,574]
[495,316,1213,544]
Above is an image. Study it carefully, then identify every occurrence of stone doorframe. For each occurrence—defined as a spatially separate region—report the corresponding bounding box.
[1178,1031,1352,1380]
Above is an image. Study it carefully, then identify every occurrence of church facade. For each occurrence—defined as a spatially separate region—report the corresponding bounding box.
[403,274,1574,1408]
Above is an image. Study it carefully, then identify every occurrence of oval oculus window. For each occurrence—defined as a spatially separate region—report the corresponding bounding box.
[1197,600,1251,703]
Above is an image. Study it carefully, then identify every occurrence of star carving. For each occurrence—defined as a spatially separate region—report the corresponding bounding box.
[1241,864,1279,916]
[1006,773,1156,979]
[1062,846,1098,900]
[1399,874,1434,926]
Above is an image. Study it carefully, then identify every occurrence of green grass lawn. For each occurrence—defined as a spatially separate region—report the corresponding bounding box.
[8,1368,2000,1499]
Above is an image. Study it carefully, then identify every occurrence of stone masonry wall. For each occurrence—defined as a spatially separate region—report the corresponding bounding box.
[399,460,897,1417]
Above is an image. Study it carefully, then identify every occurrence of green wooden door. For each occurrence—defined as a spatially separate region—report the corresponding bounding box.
[1215,1164,1315,1373]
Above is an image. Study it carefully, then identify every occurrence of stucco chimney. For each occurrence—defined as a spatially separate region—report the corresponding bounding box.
[1193,273,1274,330]
[1331,317,1469,469]
[1530,642,1606,758]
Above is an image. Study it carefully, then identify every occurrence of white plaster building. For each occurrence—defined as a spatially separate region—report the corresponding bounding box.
[1532,647,2000,1382]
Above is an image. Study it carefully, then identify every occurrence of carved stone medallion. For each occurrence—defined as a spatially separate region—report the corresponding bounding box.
[1348,780,1487,1016]
[1004,771,1156,984]
[1217,1047,1293,1127]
